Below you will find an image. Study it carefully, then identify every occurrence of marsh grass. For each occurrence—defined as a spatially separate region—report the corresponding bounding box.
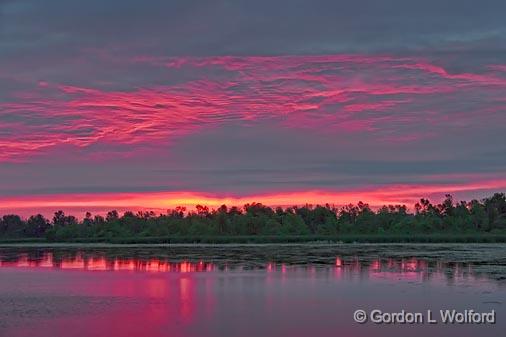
[1,233,505,244]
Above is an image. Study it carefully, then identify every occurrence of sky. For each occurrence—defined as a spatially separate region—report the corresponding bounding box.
[1,0,506,217]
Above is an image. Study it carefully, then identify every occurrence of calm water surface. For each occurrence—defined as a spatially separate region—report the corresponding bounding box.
[0,243,504,337]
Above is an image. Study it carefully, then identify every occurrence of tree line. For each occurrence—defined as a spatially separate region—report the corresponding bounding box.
[1,193,505,241]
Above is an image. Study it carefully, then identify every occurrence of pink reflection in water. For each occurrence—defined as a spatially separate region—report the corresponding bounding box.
[60,254,85,269]
[369,259,381,271]
[0,251,501,337]
[0,253,215,273]
[0,252,481,284]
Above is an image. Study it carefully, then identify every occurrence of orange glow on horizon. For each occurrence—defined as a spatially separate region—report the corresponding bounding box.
[1,179,505,217]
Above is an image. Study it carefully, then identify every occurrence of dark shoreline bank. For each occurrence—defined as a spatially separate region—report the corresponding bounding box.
[1,233,506,244]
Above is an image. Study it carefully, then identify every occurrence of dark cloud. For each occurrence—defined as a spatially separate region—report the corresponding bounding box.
[1,122,505,196]
[2,0,506,86]
[2,0,506,57]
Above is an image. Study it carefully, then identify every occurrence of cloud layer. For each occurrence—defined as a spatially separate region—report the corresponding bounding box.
[1,1,505,214]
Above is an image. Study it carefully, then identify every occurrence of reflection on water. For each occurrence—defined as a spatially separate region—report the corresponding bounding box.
[0,253,215,272]
[0,249,488,284]
[0,245,504,337]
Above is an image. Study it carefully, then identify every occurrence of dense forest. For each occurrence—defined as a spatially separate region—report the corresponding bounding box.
[1,193,505,242]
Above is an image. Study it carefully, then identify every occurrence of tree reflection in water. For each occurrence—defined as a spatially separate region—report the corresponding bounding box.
[0,250,485,285]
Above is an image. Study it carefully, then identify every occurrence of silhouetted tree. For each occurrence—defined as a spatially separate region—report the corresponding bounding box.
[1,193,505,240]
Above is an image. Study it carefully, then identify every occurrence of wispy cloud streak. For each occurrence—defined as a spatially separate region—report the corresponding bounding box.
[1,54,505,161]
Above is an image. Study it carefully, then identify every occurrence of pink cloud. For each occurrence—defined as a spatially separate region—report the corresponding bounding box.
[1,54,505,161]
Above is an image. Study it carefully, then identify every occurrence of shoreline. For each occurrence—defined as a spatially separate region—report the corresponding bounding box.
[1,233,505,245]
[1,242,505,248]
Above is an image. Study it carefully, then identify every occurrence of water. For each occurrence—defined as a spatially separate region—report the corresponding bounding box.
[0,243,504,337]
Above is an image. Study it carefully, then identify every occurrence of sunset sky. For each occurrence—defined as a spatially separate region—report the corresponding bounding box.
[1,0,506,217]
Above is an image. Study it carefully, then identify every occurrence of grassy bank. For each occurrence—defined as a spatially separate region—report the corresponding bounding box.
[1,233,506,244]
